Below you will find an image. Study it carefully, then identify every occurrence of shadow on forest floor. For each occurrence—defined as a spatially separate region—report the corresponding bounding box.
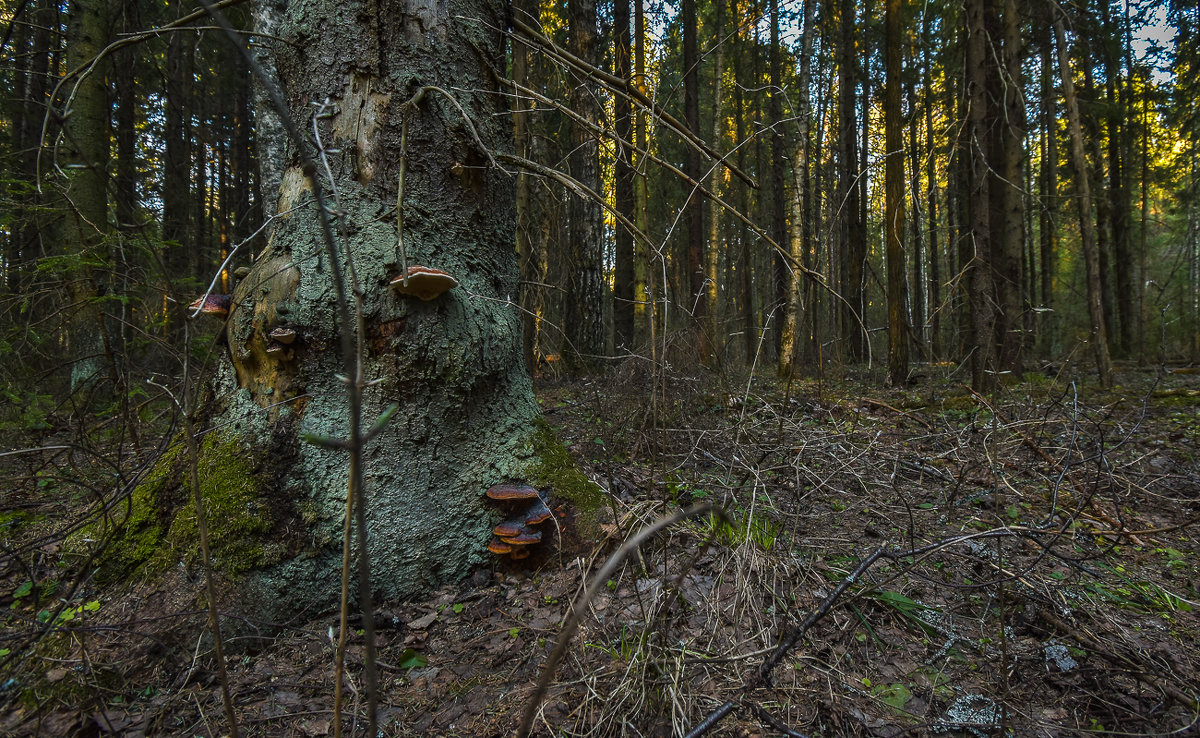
[2,362,1198,736]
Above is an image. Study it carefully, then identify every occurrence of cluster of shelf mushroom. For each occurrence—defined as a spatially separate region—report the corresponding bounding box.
[485,483,552,561]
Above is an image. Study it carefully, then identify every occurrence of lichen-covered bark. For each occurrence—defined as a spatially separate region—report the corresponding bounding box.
[213,0,539,616]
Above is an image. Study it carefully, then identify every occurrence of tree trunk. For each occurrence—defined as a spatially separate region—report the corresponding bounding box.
[683,0,706,357]
[885,0,907,384]
[164,0,194,336]
[1038,16,1057,357]
[614,0,636,352]
[838,0,865,361]
[1054,15,1114,387]
[993,0,1025,373]
[780,0,816,377]
[965,0,997,390]
[565,0,607,370]
[56,0,112,391]
[634,0,651,347]
[212,0,540,616]
[705,0,726,365]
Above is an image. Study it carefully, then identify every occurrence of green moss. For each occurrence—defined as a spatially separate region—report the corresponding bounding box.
[526,417,604,512]
[88,433,276,581]
[153,433,273,574]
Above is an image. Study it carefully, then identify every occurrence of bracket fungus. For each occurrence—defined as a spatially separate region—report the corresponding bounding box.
[390,265,459,301]
[485,483,553,562]
[188,294,232,318]
[268,326,298,344]
[265,342,295,362]
[487,538,515,555]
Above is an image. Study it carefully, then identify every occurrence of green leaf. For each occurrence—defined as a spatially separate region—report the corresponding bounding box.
[13,582,32,599]
[452,603,464,614]
[397,648,427,670]
[872,682,913,710]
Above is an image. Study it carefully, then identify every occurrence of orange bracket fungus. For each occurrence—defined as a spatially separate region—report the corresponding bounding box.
[389,265,459,301]
[485,483,553,561]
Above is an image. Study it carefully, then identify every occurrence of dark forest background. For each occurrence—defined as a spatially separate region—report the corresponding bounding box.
[1,0,1199,420]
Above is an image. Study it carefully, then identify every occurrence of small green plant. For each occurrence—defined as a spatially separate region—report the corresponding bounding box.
[705,510,781,550]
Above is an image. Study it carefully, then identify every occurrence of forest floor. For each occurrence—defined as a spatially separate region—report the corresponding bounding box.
[1,360,1199,737]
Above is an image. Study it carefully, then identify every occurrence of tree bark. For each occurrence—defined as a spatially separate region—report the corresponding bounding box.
[565,0,607,370]
[706,0,726,366]
[781,0,816,377]
[56,0,112,391]
[993,0,1025,373]
[1054,15,1114,387]
[683,0,707,357]
[965,0,997,390]
[838,0,865,361]
[614,0,636,352]
[885,0,907,385]
[212,0,540,615]
[1037,15,1057,357]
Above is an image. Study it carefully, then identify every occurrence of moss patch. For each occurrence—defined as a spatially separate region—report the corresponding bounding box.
[526,417,604,512]
[89,433,276,581]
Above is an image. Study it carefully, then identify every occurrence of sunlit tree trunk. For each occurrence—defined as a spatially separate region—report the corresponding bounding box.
[614,0,636,352]
[781,0,816,377]
[1054,15,1114,387]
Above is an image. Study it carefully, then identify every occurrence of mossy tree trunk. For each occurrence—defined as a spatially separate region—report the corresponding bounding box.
[212,0,539,617]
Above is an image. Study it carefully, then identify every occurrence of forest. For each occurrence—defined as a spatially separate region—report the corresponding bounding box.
[1,0,1198,735]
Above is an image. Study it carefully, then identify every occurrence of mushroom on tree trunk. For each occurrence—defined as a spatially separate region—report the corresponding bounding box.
[198,0,540,620]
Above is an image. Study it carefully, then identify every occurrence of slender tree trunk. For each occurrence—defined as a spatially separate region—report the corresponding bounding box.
[164,0,194,337]
[1103,1,1135,357]
[924,17,941,361]
[566,0,607,369]
[908,77,926,358]
[705,0,726,365]
[735,57,757,365]
[885,0,907,384]
[55,0,112,391]
[683,0,707,357]
[965,0,997,389]
[1038,17,1058,357]
[1054,15,1114,387]
[993,0,1025,373]
[838,0,865,361]
[780,0,815,377]
[634,0,651,347]
[614,0,636,352]
[6,0,36,296]
[767,0,787,363]
[513,0,539,369]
